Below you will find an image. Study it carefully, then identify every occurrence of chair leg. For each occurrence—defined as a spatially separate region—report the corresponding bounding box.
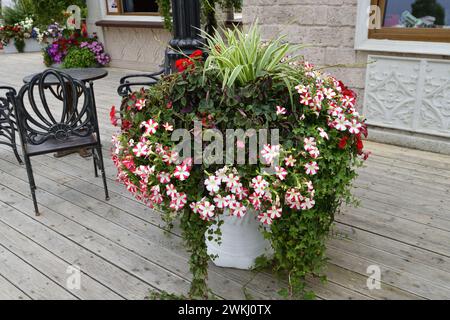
[96,145,110,201]
[24,155,39,216]
[93,148,99,178]
[12,144,23,165]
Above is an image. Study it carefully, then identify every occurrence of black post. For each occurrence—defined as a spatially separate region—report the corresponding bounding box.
[166,0,203,74]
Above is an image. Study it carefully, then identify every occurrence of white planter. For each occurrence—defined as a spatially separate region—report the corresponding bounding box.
[3,38,43,54]
[206,209,272,270]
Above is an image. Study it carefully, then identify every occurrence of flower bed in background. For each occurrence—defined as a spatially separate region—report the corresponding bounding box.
[0,17,47,53]
[43,29,111,68]
[111,25,369,299]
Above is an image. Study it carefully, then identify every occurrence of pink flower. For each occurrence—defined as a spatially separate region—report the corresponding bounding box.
[308,147,320,159]
[249,193,262,210]
[230,202,247,218]
[213,194,229,209]
[348,119,362,135]
[300,92,313,106]
[276,105,287,116]
[135,99,146,111]
[162,151,178,165]
[295,84,308,94]
[199,201,215,219]
[132,142,149,158]
[158,171,171,184]
[173,164,190,181]
[333,115,350,132]
[267,206,282,219]
[251,175,269,194]
[166,184,177,198]
[275,166,287,180]
[304,161,319,175]
[341,95,355,108]
[304,137,316,152]
[170,192,187,211]
[163,122,174,131]
[223,174,240,190]
[284,156,296,167]
[322,87,336,100]
[258,212,273,225]
[205,175,221,194]
[140,119,159,135]
[261,144,280,164]
[318,127,329,140]
[301,198,315,210]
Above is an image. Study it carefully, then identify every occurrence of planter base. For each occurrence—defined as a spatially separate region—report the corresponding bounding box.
[206,211,272,270]
[3,39,43,54]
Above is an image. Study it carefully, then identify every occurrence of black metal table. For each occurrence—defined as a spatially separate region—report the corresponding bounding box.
[23,68,108,158]
[23,68,108,84]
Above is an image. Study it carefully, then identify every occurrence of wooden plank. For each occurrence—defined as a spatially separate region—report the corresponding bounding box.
[0,214,122,300]
[337,207,450,258]
[334,223,450,275]
[0,167,270,300]
[0,182,194,298]
[365,141,450,170]
[327,245,450,299]
[0,274,30,300]
[0,245,76,300]
[328,235,450,292]
[0,150,374,300]
[0,201,152,300]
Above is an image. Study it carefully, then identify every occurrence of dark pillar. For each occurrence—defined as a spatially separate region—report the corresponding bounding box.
[166,0,203,74]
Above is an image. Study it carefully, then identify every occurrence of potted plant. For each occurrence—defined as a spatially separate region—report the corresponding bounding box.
[111,24,369,299]
[0,17,46,53]
[42,30,110,68]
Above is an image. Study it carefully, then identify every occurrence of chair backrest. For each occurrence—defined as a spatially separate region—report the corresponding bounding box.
[10,69,96,146]
[0,86,17,137]
[0,86,17,114]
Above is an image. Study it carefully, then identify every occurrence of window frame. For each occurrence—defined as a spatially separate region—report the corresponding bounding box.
[105,0,159,16]
[368,0,450,43]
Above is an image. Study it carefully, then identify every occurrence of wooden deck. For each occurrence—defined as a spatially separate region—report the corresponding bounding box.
[1,53,450,300]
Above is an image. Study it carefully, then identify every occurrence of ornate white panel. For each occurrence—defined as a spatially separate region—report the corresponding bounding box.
[364,55,450,138]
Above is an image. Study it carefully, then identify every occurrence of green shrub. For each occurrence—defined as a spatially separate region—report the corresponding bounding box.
[62,47,96,68]
[2,0,35,25]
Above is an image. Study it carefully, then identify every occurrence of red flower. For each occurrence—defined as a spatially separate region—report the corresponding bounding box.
[356,137,364,152]
[190,50,203,59]
[110,106,118,126]
[175,50,203,72]
[175,58,193,72]
[121,120,132,132]
[338,136,349,149]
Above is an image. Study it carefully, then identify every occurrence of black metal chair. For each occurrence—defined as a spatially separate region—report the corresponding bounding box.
[0,86,23,164]
[7,69,109,216]
[117,69,164,97]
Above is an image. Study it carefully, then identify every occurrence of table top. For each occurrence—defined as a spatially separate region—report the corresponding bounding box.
[23,68,108,84]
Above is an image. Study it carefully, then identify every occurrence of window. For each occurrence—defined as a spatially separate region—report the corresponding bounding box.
[369,0,450,42]
[105,0,159,15]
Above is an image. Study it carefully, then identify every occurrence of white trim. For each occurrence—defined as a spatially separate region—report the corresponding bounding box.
[355,0,450,56]
[99,0,163,23]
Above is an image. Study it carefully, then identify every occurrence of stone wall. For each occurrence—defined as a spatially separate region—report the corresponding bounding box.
[242,0,366,104]
[102,27,171,71]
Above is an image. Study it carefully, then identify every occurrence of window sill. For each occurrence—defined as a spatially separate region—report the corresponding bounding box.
[95,20,164,29]
[355,38,450,56]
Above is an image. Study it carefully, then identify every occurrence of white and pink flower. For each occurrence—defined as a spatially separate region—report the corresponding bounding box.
[276,105,287,116]
[275,166,287,180]
[173,164,190,181]
[304,161,319,175]
[261,144,280,164]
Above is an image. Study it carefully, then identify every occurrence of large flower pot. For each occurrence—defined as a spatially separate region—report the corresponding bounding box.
[3,39,43,54]
[206,209,272,270]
